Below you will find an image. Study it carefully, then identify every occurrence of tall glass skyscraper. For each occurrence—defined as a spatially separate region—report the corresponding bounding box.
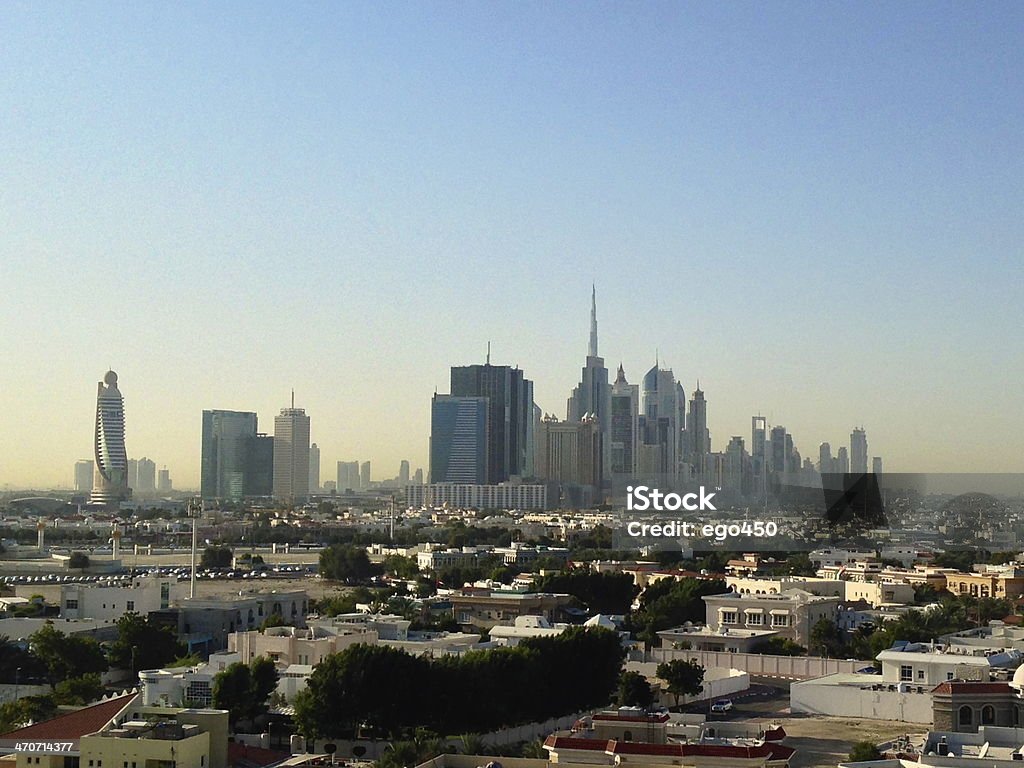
[450,359,533,483]
[201,409,258,500]
[430,395,488,484]
[91,370,130,505]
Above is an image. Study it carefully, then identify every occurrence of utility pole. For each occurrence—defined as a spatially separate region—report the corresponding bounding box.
[189,497,200,599]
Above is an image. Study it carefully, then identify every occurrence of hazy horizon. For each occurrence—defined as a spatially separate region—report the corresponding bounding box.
[2,4,1022,489]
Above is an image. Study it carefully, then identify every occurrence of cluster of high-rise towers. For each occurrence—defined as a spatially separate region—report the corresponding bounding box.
[77,290,881,507]
[430,288,882,506]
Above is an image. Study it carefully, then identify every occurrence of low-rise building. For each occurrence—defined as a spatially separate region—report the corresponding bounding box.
[230,623,377,667]
[945,565,1024,600]
[702,590,841,648]
[657,624,781,653]
[59,575,184,621]
[449,588,575,631]
[876,642,1022,687]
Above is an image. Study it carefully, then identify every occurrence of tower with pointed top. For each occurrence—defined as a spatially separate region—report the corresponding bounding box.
[610,364,639,476]
[685,383,710,480]
[273,396,311,503]
[567,287,611,483]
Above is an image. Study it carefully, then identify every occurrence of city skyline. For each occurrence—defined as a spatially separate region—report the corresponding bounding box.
[2,5,1022,488]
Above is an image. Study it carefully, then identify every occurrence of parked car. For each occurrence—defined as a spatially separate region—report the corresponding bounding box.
[710,699,733,713]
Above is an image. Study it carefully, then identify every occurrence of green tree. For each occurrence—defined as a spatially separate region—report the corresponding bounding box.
[617,670,654,708]
[656,659,704,708]
[628,578,729,646]
[107,613,186,672]
[0,695,58,732]
[201,546,233,569]
[212,662,252,727]
[52,674,104,705]
[30,623,108,687]
[211,656,278,728]
[383,555,420,580]
[319,545,376,583]
[534,570,639,615]
[808,617,846,658]
[750,637,807,656]
[68,552,90,571]
[260,613,289,630]
[249,656,279,713]
[848,741,883,761]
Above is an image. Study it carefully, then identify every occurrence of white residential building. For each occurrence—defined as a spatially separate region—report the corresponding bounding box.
[61,575,185,621]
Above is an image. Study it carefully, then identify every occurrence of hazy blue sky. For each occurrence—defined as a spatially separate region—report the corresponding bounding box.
[1,2,1022,489]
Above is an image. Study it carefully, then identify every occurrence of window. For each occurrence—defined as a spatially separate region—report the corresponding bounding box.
[66,599,79,610]
[747,612,763,626]
[982,705,995,725]
[959,706,972,726]
[623,731,633,742]
[771,613,788,627]
[947,672,955,681]
[917,670,925,681]
[722,611,738,625]
[900,665,913,681]
[127,601,135,611]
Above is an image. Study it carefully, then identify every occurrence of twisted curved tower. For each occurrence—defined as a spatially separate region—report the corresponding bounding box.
[90,370,131,505]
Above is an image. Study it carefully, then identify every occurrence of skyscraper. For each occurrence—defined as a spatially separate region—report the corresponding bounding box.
[850,427,868,474]
[450,357,533,483]
[247,434,274,496]
[309,443,321,494]
[201,410,258,500]
[723,437,749,495]
[751,415,767,497]
[360,461,371,490]
[399,460,410,484]
[609,365,639,476]
[837,446,850,474]
[91,370,130,505]
[769,426,788,477]
[157,468,172,492]
[872,456,883,475]
[430,395,488,484]
[567,287,611,477]
[273,396,311,503]
[637,362,684,484]
[136,457,156,494]
[686,384,710,480]
[413,468,424,484]
[74,460,94,494]
[337,461,359,492]
[818,442,833,474]
[127,459,139,493]
[535,414,603,506]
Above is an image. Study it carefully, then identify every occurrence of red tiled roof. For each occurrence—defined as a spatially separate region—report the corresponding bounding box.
[762,726,786,741]
[0,694,136,741]
[227,742,290,767]
[931,682,1011,695]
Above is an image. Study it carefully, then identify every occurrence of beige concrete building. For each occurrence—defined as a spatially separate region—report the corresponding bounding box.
[702,590,841,648]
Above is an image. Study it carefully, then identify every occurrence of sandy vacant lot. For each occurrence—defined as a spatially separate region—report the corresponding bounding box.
[781,715,924,768]
[190,575,346,602]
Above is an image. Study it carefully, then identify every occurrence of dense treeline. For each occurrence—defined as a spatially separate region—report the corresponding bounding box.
[294,626,625,739]
[533,570,639,615]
